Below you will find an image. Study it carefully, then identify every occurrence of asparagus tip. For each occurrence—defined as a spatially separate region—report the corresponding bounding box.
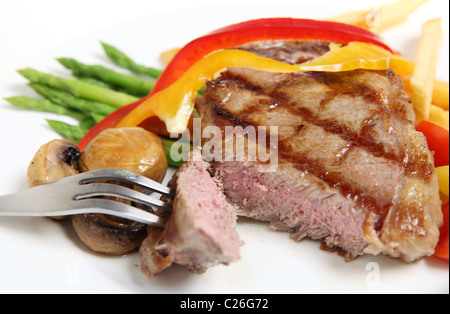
[100,41,115,49]
[56,57,71,66]
[17,68,37,80]
[3,97,16,104]
[3,96,25,103]
[17,68,29,76]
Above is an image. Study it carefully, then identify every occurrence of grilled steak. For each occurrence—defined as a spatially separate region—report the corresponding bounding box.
[139,150,241,277]
[195,41,443,262]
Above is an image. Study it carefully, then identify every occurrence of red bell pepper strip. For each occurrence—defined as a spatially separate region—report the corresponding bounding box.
[416,121,450,262]
[154,18,394,96]
[434,202,449,261]
[416,121,450,168]
[78,18,394,150]
[78,99,142,151]
[207,18,386,41]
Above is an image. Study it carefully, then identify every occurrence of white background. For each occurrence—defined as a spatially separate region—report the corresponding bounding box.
[0,0,449,82]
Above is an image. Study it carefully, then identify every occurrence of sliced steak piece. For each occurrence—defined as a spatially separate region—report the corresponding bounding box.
[195,41,442,262]
[139,150,241,277]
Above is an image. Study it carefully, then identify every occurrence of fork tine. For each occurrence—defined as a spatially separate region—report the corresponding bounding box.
[73,198,167,226]
[73,182,172,212]
[76,168,173,197]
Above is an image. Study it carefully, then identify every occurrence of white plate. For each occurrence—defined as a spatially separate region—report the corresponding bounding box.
[0,3,448,294]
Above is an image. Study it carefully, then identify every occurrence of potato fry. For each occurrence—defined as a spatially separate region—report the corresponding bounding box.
[428,105,450,131]
[160,47,181,65]
[373,0,430,31]
[402,75,413,95]
[436,166,449,204]
[328,0,429,32]
[410,18,443,121]
[328,10,368,28]
[402,76,449,111]
[436,166,449,197]
[432,80,449,111]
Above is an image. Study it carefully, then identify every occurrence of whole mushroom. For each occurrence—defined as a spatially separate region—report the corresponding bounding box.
[72,127,168,255]
[27,139,81,220]
[79,127,168,182]
[27,139,80,188]
[72,213,148,256]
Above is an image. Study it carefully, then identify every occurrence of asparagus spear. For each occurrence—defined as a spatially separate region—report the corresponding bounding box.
[101,42,163,79]
[91,112,106,124]
[18,68,138,108]
[79,117,97,130]
[46,119,88,144]
[76,76,112,89]
[102,43,208,95]
[57,58,155,95]
[160,137,192,168]
[29,83,117,116]
[4,96,87,121]
[76,75,147,97]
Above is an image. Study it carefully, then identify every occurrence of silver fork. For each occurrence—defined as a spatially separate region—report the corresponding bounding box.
[0,168,173,227]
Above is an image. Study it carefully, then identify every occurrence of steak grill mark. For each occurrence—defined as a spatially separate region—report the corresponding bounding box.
[202,69,434,222]
[216,70,435,178]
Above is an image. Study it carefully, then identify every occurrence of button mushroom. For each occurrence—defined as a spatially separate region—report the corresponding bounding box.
[27,139,81,220]
[79,127,168,183]
[27,139,81,188]
[72,213,148,256]
[72,127,168,255]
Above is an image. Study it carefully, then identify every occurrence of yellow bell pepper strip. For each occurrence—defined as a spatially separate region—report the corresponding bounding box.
[117,43,414,133]
[117,49,306,133]
[299,42,414,76]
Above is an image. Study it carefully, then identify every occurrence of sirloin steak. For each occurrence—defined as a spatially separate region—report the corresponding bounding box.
[195,41,443,262]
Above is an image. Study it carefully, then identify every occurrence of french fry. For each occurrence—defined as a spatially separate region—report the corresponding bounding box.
[428,105,450,131]
[410,18,443,121]
[402,76,449,111]
[432,80,449,111]
[402,75,413,95]
[436,166,449,197]
[372,0,430,31]
[328,0,429,32]
[437,164,450,204]
[328,10,368,28]
[160,47,181,65]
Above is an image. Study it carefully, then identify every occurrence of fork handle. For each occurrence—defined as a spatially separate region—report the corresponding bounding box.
[0,183,70,217]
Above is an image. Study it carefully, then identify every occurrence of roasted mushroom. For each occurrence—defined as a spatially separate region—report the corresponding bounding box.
[27,139,80,188]
[80,127,168,183]
[72,214,148,256]
[27,139,81,220]
[73,127,168,255]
